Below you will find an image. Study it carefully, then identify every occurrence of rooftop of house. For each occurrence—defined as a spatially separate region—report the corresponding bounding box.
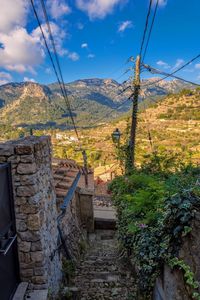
[52,158,94,208]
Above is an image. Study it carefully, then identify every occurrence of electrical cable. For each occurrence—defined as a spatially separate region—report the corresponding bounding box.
[39,0,80,139]
[139,0,153,60]
[143,53,200,87]
[142,63,200,86]
[142,0,159,62]
[30,0,80,141]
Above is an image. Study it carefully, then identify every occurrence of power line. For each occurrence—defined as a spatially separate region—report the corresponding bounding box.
[142,0,159,62]
[39,0,80,140]
[143,53,200,87]
[142,63,200,86]
[139,0,153,60]
[30,0,80,141]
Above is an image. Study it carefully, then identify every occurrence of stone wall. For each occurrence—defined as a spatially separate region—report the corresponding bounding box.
[154,212,200,300]
[0,136,94,292]
[59,191,84,261]
[0,136,62,290]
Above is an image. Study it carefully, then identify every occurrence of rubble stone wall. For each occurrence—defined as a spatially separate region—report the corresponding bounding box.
[0,136,62,291]
[154,212,200,300]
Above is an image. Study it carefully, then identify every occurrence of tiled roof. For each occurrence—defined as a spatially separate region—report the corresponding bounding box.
[52,158,93,174]
[52,158,94,209]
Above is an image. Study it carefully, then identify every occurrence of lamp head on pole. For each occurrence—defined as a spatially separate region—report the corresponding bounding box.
[111,128,121,144]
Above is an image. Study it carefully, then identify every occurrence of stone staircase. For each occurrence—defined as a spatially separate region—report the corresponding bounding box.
[73,230,136,300]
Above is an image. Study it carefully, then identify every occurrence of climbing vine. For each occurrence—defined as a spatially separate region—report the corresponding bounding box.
[169,257,200,300]
[109,154,200,299]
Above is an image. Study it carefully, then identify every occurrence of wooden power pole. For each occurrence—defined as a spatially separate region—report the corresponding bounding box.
[129,55,141,168]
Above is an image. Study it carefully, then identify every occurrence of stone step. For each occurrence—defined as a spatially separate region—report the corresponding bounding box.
[73,230,136,299]
[24,290,48,300]
[13,282,28,300]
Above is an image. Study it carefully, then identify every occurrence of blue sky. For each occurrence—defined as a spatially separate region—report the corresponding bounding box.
[0,0,200,85]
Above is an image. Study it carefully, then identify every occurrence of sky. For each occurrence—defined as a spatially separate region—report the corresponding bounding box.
[0,0,200,85]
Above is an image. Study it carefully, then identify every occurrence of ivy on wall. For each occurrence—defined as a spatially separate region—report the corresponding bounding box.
[109,154,200,299]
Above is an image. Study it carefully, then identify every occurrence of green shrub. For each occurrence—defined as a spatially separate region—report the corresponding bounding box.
[109,153,200,298]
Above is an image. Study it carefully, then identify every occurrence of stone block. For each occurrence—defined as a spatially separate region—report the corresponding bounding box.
[31,251,44,263]
[20,154,35,163]
[27,214,41,231]
[19,174,37,185]
[17,163,37,175]
[32,276,47,285]
[19,230,40,242]
[15,144,34,155]
[18,241,31,253]
[15,197,26,205]
[20,268,33,278]
[34,267,45,276]
[0,144,14,156]
[16,219,27,232]
[20,204,38,214]
[19,252,31,264]
[17,185,39,197]
[31,241,42,251]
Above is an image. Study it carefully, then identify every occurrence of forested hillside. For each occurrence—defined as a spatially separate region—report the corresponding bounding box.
[0,78,195,127]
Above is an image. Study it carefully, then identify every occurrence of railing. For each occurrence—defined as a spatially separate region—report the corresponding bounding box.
[57,172,81,260]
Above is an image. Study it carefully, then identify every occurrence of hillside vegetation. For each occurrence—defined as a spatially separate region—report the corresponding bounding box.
[51,87,199,167]
[0,84,199,168]
[0,78,195,127]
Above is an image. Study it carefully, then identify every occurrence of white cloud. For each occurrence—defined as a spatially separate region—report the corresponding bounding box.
[68,52,80,61]
[47,0,71,19]
[45,68,52,74]
[32,22,67,56]
[172,59,185,70]
[0,71,12,85]
[76,0,126,19]
[153,0,167,6]
[81,43,88,48]
[0,0,28,33]
[0,27,44,73]
[77,22,84,30]
[23,77,36,82]
[0,0,78,74]
[88,54,95,59]
[156,60,170,69]
[195,63,200,69]
[0,72,12,80]
[118,20,133,32]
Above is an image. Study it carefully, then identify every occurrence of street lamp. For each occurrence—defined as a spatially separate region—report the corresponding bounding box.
[111,128,121,145]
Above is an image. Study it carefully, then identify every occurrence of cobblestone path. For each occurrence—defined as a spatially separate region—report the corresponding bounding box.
[74,230,135,300]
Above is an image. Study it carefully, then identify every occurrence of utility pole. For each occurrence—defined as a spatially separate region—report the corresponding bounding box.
[82,150,88,187]
[129,55,141,169]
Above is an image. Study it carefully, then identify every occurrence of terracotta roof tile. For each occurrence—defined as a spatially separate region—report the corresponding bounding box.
[52,158,94,209]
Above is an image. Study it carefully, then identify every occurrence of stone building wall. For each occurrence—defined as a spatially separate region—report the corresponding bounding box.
[0,135,94,292]
[0,136,62,291]
[59,192,84,261]
[154,212,200,300]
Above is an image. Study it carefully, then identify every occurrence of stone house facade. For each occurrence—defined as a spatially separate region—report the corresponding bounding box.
[0,136,94,293]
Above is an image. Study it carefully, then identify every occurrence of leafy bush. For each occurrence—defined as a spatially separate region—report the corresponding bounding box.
[109,153,200,298]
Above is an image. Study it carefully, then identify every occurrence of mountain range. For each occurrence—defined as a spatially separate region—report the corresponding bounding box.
[0,78,195,128]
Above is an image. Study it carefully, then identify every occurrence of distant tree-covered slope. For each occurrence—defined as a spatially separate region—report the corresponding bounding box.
[0,78,195,127]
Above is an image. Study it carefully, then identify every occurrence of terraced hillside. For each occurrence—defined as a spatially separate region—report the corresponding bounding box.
[52,88,200,167]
